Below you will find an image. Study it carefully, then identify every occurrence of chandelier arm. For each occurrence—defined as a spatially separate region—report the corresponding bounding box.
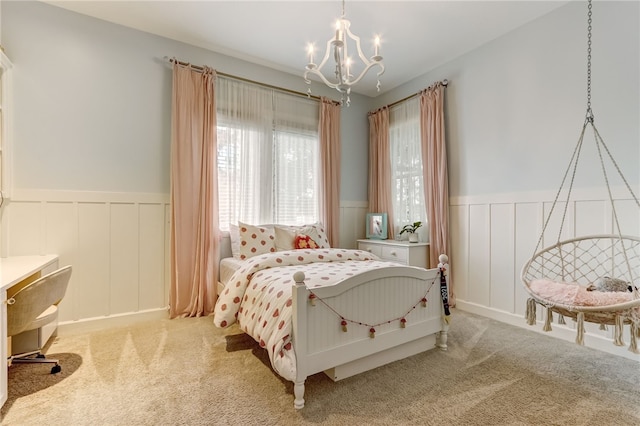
[341,22,350,78]
[334,44,345,85]
[315,38,338,74]
[305,39,346,91]
[305,68,342,92]
[344,62,385,87]
[343,23,375,67]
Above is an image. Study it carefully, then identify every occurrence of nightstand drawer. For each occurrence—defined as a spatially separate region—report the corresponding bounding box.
[358,242,382,257]
[357,239,430,268]
[381,245,408,263]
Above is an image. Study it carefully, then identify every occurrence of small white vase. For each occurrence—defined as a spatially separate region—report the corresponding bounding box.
[408,234,418,243]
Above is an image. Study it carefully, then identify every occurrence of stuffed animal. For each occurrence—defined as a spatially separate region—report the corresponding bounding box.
[587,276,636,292]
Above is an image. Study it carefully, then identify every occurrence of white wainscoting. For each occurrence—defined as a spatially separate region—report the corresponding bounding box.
[339,200,369,249]
[450,185,640,361]
[7,187,636,359]
[3,190,171,326]
[1,192,370,329]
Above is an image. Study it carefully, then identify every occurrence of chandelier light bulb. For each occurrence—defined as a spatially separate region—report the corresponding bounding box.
[307,44,315,65]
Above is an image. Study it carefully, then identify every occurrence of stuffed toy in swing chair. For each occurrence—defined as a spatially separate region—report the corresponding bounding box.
[587,277,638,294]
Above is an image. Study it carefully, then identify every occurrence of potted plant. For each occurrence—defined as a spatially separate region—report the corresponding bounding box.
[400,221,422,243]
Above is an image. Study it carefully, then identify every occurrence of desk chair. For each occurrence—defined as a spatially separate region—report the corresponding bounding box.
[7,265,72,374]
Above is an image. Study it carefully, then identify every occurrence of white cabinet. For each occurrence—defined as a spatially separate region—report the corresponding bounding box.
[357,239,430,269]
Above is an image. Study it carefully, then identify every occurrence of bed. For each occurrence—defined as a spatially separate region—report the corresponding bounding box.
[214,223,450,409]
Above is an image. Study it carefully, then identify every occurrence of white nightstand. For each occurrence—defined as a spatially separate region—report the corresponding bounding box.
[357,239,430,268]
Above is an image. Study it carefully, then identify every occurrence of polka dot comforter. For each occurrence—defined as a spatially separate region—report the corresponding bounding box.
[213,248,394,381]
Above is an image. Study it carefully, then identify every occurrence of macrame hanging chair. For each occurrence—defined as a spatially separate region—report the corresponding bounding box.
[520,0,640,354]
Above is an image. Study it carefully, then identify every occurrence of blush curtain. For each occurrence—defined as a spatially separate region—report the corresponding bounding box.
[319,97,341,247]
[420,84,453,305]
[169,63,219,318]
[368,108,395,240]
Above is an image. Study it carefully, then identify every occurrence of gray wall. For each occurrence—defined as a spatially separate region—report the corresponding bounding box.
[375,1,639,198]
[2,0,370,202]
[6,1,636,207]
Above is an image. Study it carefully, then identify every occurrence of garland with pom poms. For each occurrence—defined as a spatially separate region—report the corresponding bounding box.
[306,271,442,337]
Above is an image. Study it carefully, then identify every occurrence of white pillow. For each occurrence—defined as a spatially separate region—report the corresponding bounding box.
[229,223,241,259]
[238,222,277,260]
[274,225,296,251]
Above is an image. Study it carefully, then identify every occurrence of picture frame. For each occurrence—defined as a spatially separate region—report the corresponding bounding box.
[366,213,388,240]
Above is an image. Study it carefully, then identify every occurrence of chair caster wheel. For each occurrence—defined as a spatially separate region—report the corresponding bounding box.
[51,364,61,374]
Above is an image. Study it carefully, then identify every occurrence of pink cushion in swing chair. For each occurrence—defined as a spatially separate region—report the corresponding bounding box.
[530,279,637,307]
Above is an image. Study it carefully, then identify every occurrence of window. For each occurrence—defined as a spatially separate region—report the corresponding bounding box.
[389,98,426,236]
[216,77,320,230]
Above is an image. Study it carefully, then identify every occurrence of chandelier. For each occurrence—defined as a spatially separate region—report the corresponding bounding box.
[304,0,385,106]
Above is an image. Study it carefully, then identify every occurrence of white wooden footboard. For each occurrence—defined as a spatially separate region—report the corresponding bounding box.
[291,263,448,409]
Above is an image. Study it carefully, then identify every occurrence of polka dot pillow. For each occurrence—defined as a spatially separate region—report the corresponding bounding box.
[238,222,276,260]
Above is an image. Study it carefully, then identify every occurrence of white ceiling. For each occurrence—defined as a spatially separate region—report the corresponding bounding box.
[44,1,570,97]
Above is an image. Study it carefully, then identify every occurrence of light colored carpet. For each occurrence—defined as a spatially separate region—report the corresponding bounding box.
[2,309,639,425]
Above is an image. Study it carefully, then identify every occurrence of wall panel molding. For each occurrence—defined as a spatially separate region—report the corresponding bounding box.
[451,186,640,360]
[5,190,171,323]
[3,192,368,326]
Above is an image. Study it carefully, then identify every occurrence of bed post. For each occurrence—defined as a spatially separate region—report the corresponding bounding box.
[292,271,308,409]
[437,254,450,350]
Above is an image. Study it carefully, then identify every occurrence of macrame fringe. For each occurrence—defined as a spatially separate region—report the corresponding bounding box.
[526,298,537,326]
[575,312,585,345]
[558,315,566,325]
[613,315,625,347]
[629,323,639,354]
[543,308,553,332]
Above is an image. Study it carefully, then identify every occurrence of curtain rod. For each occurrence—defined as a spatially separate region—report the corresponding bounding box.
[385,79,449,110]
[166,56,329,103]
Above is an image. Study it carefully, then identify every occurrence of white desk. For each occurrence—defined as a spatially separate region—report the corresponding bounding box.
[1,255,59,408]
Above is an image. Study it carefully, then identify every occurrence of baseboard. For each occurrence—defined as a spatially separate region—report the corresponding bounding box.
[57,307,170,336]
[455,300,640,362]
